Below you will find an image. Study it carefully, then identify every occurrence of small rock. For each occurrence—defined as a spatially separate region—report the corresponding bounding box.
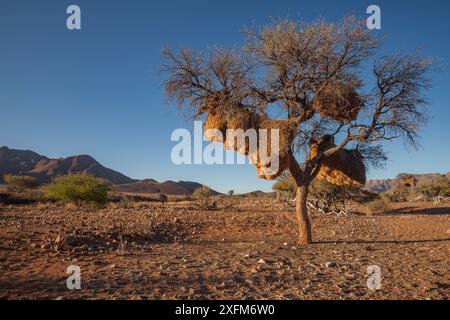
[257,259,266,264]
[325,261,338,268]
[61,244,73,251]
[65,235,77,245]
[40,243,50,249]
[54,235,63,244]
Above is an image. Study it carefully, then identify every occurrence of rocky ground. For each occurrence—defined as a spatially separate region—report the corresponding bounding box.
[0,199,449,300]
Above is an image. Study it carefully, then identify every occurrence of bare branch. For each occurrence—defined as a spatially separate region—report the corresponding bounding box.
[358,54,433,148]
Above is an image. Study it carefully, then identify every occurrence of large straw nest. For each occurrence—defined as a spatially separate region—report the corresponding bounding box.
[308,135,366,186]
[202,100,297,180]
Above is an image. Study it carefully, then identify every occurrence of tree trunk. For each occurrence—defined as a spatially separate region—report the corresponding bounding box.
[295,185,312,244]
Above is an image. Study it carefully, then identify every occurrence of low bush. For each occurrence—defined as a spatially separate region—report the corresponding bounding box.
[414,179,450,200]
[384,188,410,202]
[366,198,391,214]
[42,173,110,206]
[3,174,40,193]
[193,186,216,210]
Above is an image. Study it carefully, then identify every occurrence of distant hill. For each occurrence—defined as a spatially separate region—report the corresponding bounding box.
[242,190,275,197]
[112,179,221,195]
[0,146,218,195]
[0,146,136,185]
[365,179,394,193]
[365,173,450,193]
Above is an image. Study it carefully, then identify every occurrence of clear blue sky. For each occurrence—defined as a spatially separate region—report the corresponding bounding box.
[1,0,449,193]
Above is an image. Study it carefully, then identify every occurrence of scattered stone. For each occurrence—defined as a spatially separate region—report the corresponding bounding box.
[325,261,338,268]
[54,235,63,244]
[65,235,77,245]
[61,244,73,251]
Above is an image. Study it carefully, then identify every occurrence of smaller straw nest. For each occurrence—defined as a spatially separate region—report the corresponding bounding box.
[311,84,364,123]
[307,135,366,186]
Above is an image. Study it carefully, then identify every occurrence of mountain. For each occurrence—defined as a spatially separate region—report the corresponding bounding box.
[242,190,275,197]
[365,179,394,193]
[0,146,219,195]
[0,146,135,185]
[112,179,220,195]
[365,173,449,193]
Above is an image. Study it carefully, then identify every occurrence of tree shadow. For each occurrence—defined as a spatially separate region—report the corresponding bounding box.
[379,206,450,216]
[315,238,450,245]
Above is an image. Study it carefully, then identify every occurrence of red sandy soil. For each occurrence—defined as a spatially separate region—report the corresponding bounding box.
[0,200,449,300]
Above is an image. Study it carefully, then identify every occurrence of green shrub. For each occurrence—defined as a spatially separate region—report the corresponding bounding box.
[273,172,296,193]
[3,174,40,193]
[193,186,215,209]
[193,185,211,199]
[414,179,450,200]
[43,173,110,206]
[309,179,356,213]
[384,188,410,202]
[309,179,344,197]
[366,198,391,214]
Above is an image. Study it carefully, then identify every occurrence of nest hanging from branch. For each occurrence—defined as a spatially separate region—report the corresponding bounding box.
[311,85,364,123]
[308,135,366,186]
[201,97,297,180]
[199,92,366,184]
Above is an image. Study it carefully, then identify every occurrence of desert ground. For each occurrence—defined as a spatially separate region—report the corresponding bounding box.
[0,197,449,300]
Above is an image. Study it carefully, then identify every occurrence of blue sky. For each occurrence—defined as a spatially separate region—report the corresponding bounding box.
[1,0,449,193]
